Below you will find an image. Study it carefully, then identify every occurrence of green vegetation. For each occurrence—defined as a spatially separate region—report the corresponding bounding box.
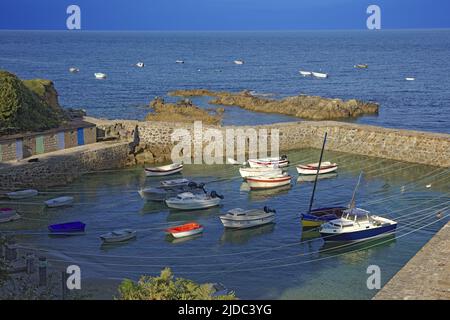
[117,268,236,300]
[0,70,65,135]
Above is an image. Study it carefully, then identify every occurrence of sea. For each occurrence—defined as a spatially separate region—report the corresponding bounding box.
[0,29,449,132]
[0,30,449,300]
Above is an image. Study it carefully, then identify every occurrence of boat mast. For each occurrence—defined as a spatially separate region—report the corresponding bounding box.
[307,132,328,214]
[349,171,363,209]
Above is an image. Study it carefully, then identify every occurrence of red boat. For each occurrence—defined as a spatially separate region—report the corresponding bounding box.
[166,222,204,238]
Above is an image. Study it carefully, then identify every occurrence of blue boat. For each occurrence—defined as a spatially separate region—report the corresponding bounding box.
[319,208,397,242]
[48,221,86,234]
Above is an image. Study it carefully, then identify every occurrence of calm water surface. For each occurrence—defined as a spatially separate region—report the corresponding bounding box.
[0,30,449,132]
[1,149,449,299]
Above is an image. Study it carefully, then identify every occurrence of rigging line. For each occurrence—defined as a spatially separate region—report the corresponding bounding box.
[43,212,449,273]
[13,203,448,262]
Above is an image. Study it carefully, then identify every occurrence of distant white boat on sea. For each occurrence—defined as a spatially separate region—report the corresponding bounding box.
[69,67,79,73]
[234,60,245,65]
[312,72,328,79]
[405,77,416,81]
[136,62,145,68]
[94,73,107,79]
[299,70,312,76]
[175,60,185,64]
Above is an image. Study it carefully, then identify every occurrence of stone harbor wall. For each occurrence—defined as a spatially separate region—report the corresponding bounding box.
[1,117,448,190]
[90,117,450,168]
[0,141,131,190]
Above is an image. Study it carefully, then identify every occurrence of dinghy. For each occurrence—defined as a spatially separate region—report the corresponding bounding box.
[354,64,368,69]
[319,208,397,242]
[94,73,107,79]
[48,221,86,235]
[299,70,312,76]
[234,60,245,65]
[44,196,74,208]
[100,229,136,243]
[145,163,183,177]
[248,156,289,168]
[139,182,206,202]
[239,167,283,179]
[220,207,276,229]
[136,62,145,68]
[69,67,79,73]
[246,173,292,190]
[6,189,38,200]
[165,191,223,210]
[160,178,191,188]
[0,208,21,223]
[297,162,338,175]
[175,60,185,64]
[166,222,204,238]
[312,72,328,79]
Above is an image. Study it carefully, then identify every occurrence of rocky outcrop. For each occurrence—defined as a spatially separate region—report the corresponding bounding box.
[145,97,222,125]
[169,89,379,120]
[0,70,66,135]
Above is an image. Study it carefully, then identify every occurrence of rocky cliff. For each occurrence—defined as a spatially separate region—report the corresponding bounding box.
[0,70,66,135]
[169,89,379,120]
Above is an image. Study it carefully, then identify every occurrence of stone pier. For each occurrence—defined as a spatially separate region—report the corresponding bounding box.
[374,222,450,300]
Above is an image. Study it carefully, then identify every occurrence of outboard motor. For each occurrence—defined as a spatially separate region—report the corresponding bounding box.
[210,191,224,199]
[264,206,276,214]
[188,182,198,188]
[280,155,288,160]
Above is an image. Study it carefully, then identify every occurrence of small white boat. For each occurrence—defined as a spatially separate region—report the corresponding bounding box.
[139,181,205,202]
[297,161,338,175]
[44,196,74,208]
[6,189,38,200]
[248,156,289,168]
[354,64,368,69]
[100,229,136,243]
[69,67,79,73]
[312,72,328,79]
[136,62,145,68]
[220,207,276,229]
[175,60,185,64]
[234,60,245,65]
[246,173,292,190]
[94,73,107,79]
[165,191,223,210]
[299,70,312,76]
[160,178,191,188]
[166,223,203,238]
[0,208,21,223]
[405,77,416,81]
[239,167,283,179]
[145,163,183,177]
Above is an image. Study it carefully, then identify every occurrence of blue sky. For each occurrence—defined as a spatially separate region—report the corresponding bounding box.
[0,0,449,30]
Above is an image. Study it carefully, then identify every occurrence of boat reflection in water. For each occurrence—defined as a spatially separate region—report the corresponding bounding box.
[166,233,203,244]
[318,234,397,264]
[297,172,337,183]
[220,223,275,245]
[140,201,168,215]
[243,183,291,201]
[166,207,221,223]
